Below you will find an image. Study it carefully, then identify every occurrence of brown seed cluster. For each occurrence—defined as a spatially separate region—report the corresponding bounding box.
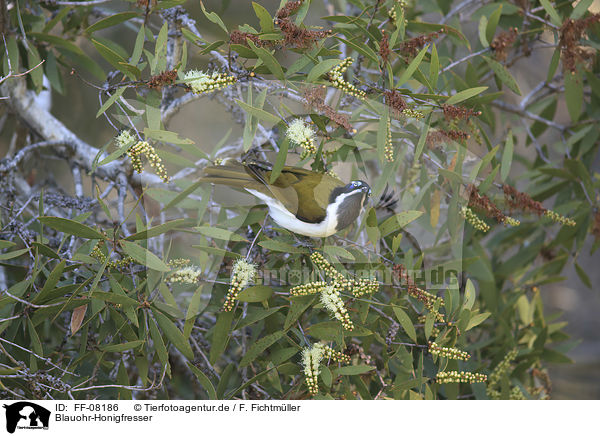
[441,104,481,121]
[275,1,330,49]
[593,210,600,241]
[503,184,575,226]
[467,184,507,224]
[426,129,470,147]
[384,89,408,117]
[379,30,390,64]
[303,86,353,131]
[559,14,600,73]
[229,30,268,47]
[490,27,518,62]
[147,69,178,89]
[394,264,444,318]
[398,30,444,58]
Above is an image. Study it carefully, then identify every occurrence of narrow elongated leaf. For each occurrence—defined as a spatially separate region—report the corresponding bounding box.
[539,0,562,26]
[126,219,190,241]
[195,226,247,242]
[248,40,285,80]
[153,309,194,360]
[484,57,521,95]
[85,12,138,34]
[120,240,170,272]
[485,5,503,44]
[102,340,145,353]
[236,99,281,124]
[393,306,417,342]
[396,44,429,87]
[239,331,284,367]
[199,1,228,33]
[187,362,217,399]
[500,130,514,182]
[38,217,106,239]
[445,86,488,105]
[307,58,342,83]
[237,286,273,303]
[210,311,233,364]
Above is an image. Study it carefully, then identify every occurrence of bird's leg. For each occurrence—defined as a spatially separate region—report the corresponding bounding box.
[292,234,318,249]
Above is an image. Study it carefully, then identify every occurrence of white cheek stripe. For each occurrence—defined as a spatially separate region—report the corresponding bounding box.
[245,189,358,238]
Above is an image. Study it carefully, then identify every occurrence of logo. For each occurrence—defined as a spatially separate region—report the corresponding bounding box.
[3,402,50,434]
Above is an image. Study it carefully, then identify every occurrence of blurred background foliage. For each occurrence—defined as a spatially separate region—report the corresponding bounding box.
[0,0,599,399]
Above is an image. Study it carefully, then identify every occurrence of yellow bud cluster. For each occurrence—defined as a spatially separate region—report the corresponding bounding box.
[503,216,521,227]
[320,285,354,330]
[349,278,379,297]
[127,141,170,182]
[388,0,407,23]
[384,118,394,162]
[401,108,424,119]
[167,266,202,284]
[90,242,133,269]
[544,210,576,227]
[326,169,340,180]
[290,281,328,296]
[310,252,344,282]
[428,341,471,360]
[315,343,350,364]
[115,130,135,149]
[487,349,517,389]
[327,57,366,99]
[223,259,257,312]
[183,70,237,94]
[436,370,487,384]
[460,206,490,232]
[301,345,324,395]
[167,258,191,268]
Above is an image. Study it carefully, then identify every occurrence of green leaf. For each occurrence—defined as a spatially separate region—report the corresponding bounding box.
[380,211,424,236]
[85,12,139,34]
[152,309,194,360]
[539,0,562,27]
[429,43,439,89]
[235,307,283,331]
[463,279,476,311]
[500,130,514,182]
[120,240,170,272]
[0,240,15,250]
[445,86,488,105]
[485,5,503,44]
[270,137,289,183]
[307,58,342,83]
[547,48,561,82]
[564,70,583,121]
[258,240,308,253]
[252,2,274,33]
[38,216,106,239]
[210,311,233,364]
[334,36,379,65]
[149,317,169,367]
[143,129,194,144]
[478,15,489,47]
[483,57,521,95]
[323,245,355,260]
[396,44,429,87]
[187,362,217,399]
[195,226,247,242]
[102,340,144,353]
[91,291,139,307]
[91,38,135,79]
[126,219,190,241]
[392,306,417,342]
[466,312,491,330]
[96,87,126,118]
[0,248,29,260]
[575,262,592,289]
[414,112,432,161]
[237,285,273,303]
[199,1,228,34]
[334,365,376,376]
[236,99,281,125]
[247,40,285,80]
[239,331,284,367]
[571,0,594,19]
[284,295,316,330]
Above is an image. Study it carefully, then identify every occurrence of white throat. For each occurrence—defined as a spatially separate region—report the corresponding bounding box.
[246,189,359,238]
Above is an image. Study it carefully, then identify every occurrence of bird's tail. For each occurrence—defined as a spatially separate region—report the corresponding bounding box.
[199,159,261,190]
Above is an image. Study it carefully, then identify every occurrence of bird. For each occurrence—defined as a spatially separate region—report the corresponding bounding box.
[200,158,371,238]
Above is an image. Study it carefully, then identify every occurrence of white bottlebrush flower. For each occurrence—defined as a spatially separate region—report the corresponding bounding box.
[167,266,202,284]
[183,70,236,94]
[115,130,135,148]
[231,258,256,289]
[320,285,354,330]
[286,119,315,145]
[302,344,325,395]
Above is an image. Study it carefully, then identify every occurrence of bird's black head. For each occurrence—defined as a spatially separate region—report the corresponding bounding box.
[329,180,371,232]
[347,180,371,196]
